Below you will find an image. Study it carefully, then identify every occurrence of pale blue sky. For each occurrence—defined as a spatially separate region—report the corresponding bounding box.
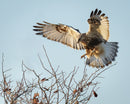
[0,0,130,104]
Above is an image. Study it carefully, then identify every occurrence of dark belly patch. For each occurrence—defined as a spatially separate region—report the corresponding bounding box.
[86,37,102,49]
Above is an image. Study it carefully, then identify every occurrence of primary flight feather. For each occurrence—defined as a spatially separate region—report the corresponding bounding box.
[33,9,118,68]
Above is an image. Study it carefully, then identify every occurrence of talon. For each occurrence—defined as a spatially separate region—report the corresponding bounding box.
[81,54,87,59]
[90,48,96,56]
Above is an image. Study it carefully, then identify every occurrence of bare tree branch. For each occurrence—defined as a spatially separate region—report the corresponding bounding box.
[0,47,117,104]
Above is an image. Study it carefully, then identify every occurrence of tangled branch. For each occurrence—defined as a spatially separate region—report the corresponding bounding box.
[0,47,116,104]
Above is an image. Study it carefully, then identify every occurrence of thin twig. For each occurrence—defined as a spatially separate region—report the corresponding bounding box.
[1,54,8,104]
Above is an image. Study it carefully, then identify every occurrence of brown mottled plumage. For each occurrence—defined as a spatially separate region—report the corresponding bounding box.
[33,9,118,68]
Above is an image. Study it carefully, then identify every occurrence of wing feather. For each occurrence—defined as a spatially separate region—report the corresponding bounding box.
[88,9,110,41]
[33,21,84,50]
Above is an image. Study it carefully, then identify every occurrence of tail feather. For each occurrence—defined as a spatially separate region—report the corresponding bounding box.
[86,42,118,68]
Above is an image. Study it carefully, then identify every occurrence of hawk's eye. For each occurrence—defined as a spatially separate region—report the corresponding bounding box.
[95,19,100,25]
[91,19,100,25]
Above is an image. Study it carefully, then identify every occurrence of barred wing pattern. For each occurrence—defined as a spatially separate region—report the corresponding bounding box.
[89,9,109,41]
[33,21,85,50]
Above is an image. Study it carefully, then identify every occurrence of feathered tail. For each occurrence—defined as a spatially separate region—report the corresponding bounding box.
[86,42,118,68]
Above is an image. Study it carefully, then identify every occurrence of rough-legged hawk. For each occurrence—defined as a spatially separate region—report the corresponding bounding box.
[33,9,118,68]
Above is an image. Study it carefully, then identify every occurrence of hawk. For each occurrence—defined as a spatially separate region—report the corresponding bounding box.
[33,9,118,68]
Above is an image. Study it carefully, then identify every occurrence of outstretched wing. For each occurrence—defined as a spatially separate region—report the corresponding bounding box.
[33,21,85,50]
[88,9,109,41]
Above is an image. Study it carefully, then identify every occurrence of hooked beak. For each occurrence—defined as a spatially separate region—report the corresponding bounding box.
[87,19,91,24]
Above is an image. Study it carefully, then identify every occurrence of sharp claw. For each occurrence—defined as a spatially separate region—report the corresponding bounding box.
[81,55,84,59]
[81,54,87,59]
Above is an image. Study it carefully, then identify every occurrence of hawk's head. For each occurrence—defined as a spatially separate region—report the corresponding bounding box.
[87,18,101,25]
